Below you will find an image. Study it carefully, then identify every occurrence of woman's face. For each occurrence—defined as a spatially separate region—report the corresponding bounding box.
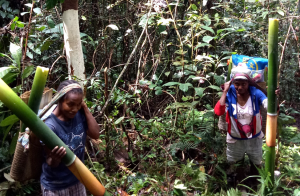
[233,79,249,96]
[60,93,83,119]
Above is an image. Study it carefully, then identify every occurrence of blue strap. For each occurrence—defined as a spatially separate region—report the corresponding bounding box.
[229,131,261,140]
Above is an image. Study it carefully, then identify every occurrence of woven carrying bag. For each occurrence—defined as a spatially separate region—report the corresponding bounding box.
[10,132,43,182]
[10,88,53,182]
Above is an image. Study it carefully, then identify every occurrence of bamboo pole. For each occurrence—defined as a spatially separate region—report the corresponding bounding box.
[21,66,49,132]
[0,79,107,196]
[265,18,279,183]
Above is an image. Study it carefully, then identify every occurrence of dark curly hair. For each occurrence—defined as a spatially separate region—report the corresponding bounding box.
[57,80,83,103]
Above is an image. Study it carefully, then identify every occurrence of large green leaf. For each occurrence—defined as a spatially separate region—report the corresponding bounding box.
[207,85,221,91]
[179,83,193,92]
[46,0,58,10]
[155,89,163,95]
[0,53,13,62]
[0,115,19,127]
[2,124,13,143]
[202,36,215,43]
[0,67,14,78]
[194,43,211,50]
[41,41,52,52]
[22,65,35,79]
[114,116,124,125]
[9,132,19,154]
[9,42,22,68]
[2,72,18,84]
[195,87,206,98]
[163,82,180,86]
[200,26,215,34]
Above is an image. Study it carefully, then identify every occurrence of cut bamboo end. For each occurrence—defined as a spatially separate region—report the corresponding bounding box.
[67,157,106,196]
[37,66,49,73]
[266,114,277,147]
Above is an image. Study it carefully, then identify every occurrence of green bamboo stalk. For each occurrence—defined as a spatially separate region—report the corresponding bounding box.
[21,66,49,132]
[265,146,275,181]
[267,19,279,114]
[265,18,279,185]
[0,78,75,165]
[0,78,107,195]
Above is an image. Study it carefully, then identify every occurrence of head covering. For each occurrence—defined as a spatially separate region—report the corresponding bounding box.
[38,83,82,119]
[231,66,251,81]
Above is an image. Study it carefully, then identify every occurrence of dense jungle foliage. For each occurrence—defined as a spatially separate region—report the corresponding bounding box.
[1,0,300,195]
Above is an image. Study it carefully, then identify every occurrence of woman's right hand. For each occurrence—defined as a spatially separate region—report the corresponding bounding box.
[223,81,231,92]
[46,146,66,167]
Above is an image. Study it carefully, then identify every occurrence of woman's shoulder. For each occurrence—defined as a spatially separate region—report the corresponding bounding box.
[44,114,57,131]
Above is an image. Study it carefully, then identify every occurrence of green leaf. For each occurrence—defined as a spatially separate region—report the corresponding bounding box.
[2,1,9,10]
[2,124,13,143]
[277,10,284,16]
[202,36,215,43]
[16,21,24,28]
[155,89,163,95]
[0,115,19,127]
[47,18,55,28]
[0,67,14,78]
[22,65,35,79]
[41,41,52,52]
[9,132,19,155]
[26,51,33,59]
[149,84,156,89]
[207,85,221,91]
[46,0,58,10]
[236,28,245,32]
[13,9,20,14]
[9,42,22,68]
[217,28,234,35]
[194,43,211,50]
[195,87,205,97]
[7,14,14,19]
[114,116,124,125]
[33,8,41,14]
[0,10,6,18]
[191,4,197,11]
[163,82,180,86]
[2,72,18,84]
[173,188,184,196]
[179,83,193,92]
[13,16,19,22]
[155,86,162,91]
[37,26,46,31]
[200,26,215,34]
[11,23,16,30]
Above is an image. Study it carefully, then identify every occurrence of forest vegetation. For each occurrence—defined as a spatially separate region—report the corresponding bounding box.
[0,0,300,195]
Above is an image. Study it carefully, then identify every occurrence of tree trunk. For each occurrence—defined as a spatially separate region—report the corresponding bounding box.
[62,0,85,84]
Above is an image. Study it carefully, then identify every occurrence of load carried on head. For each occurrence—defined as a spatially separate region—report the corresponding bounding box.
[229,54,268,83]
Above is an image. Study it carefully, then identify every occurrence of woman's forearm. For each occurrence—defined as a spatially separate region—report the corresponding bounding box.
[219,90,228,106]
[82,105,100,139]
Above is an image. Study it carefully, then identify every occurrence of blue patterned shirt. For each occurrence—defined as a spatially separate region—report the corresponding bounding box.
[40,109,88,190]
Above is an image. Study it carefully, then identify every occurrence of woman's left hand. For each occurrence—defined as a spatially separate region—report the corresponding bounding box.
[81,100,88,109]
